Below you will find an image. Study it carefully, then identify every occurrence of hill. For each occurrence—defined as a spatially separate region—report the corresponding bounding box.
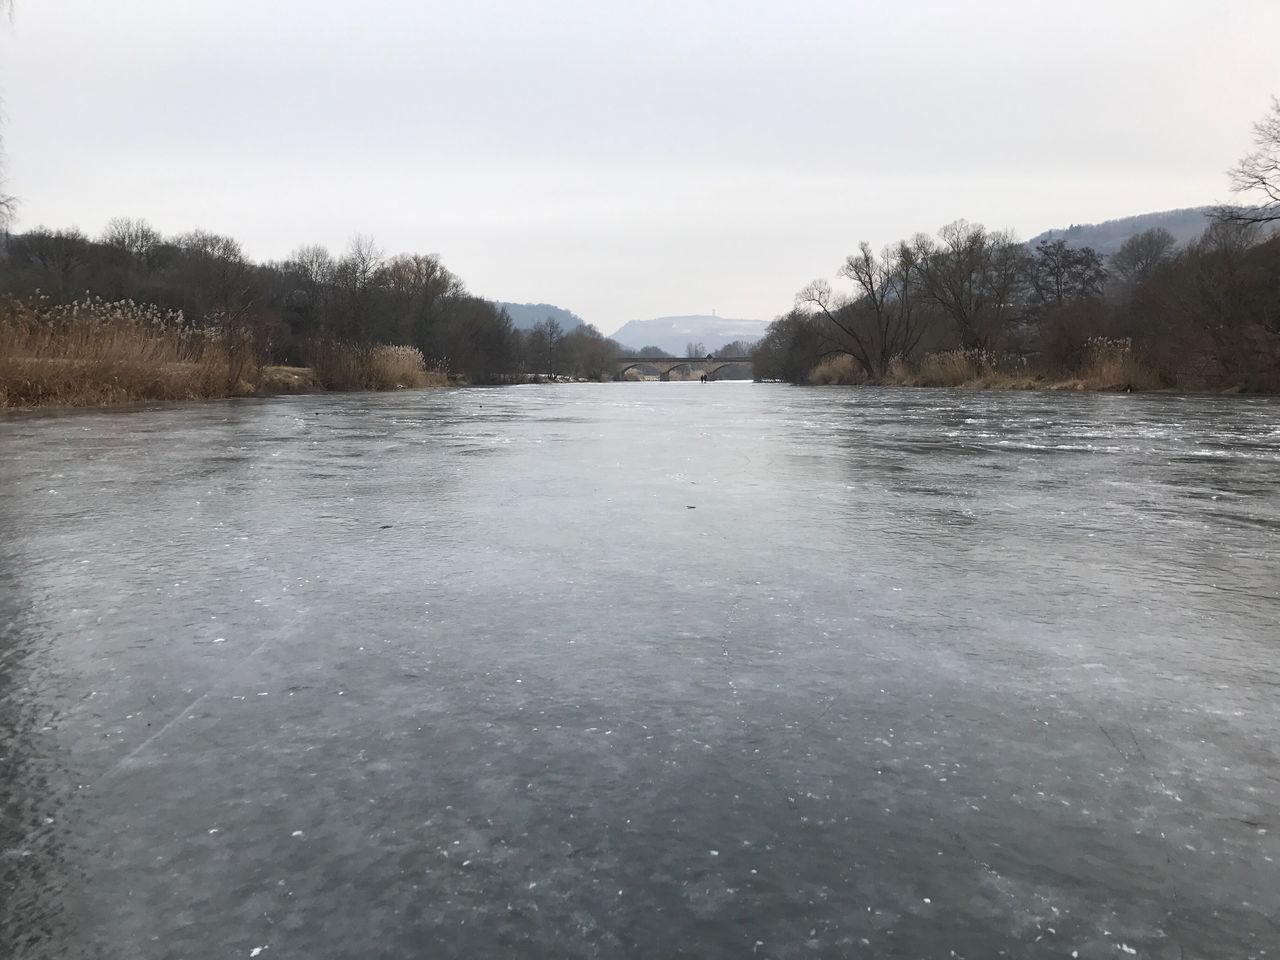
[493,302,585,332]
[1028,208,1216,255]
[610,315,767,355]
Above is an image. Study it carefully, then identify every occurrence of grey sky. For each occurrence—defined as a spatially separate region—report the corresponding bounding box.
[2,0,1276,334]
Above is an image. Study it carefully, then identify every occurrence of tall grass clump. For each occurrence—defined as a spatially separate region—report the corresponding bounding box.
[368,345,442,390]
[808,353,862,385]
[873,341,1161,391]
[1077,337,1158,390]
[915,348,994,386]
[309,339,445,391]
[879,348,1042,389]
[0,297,231,407]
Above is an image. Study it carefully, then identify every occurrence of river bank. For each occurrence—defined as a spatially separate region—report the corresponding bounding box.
[0,357,451,409]
[0,299,451,409]
[803,344,1276,393]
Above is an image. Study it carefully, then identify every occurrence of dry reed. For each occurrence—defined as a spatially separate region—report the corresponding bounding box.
[0,297,230,407]
[875,340,1157,392]
[1076,337,1158,390]
[1,299,447,408]
[808,354,862,385]
[309,340,446,391]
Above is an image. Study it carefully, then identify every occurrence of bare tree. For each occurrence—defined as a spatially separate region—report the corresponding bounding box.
[565,324,621,380]
[101,217,165,292]
[1110,228,1177,283]
[384,252,463,353]
[795,279,859,356]
[911,221,1026,349]
[0,105,13,231]
[750,309,827,383]
[716,339,755,358]
[0,2,14,228]
[798,241,932,379]
[175,230,252,311]
[1026,239,1106,306]
[13,227,90,298]
[1176,220,1269,380]
[1217,97,1280,224]
[530,316,564,376]
[281,244,337,343]
[685,341,706,358]
[102,217,162,262]
[841,241,931,373]
[0,171,12,231]
[289,244,336,291]
[333,235,385,341]
[175,229,260,387]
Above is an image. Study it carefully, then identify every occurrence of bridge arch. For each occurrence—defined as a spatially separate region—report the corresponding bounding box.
[616,362,658,378]
[705,361,752,380]
[614,355,755,381]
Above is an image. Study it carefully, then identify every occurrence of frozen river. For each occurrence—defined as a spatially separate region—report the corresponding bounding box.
[1,383,1278,959]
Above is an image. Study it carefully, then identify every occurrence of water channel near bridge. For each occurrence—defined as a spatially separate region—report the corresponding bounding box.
[1,383,1278,959]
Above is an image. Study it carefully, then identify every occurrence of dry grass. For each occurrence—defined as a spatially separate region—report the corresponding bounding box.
[808,354,862,385]
[0,299,448,409]
[370,345,437,390]
[0,298,232,407]
[1076,338,1160,391]
[885,356,913,384]
[876,341,1158,392]
[916,349,1010,387]
[879,349,1001,387]
[310,340,447,391]
[259,366,319,394]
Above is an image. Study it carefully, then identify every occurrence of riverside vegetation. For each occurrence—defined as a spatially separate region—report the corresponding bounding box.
[751,218,1280,393]
[752,99,1280,393]
[6,100,1280,405]
[4,214,1276,406]
[0,217,757,408]
[0,227,632,408]
[0,297,450,407]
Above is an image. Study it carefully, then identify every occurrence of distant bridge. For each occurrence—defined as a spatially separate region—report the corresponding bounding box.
[615,355,753,381]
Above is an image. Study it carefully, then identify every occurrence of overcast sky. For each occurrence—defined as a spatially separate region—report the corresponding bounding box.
[1,0,1276,334]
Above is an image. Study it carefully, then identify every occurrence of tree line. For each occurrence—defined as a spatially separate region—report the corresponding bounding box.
[0,222,629,383]
[751,219,1278,390]
[753,99,1280,392]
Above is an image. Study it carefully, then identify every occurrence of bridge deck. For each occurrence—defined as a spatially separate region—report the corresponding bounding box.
[615,357,752,364]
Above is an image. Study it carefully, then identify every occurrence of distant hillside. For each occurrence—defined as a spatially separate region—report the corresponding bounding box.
[1028,208,1216,255]
[611,315,767,355]
[493,302,585,332]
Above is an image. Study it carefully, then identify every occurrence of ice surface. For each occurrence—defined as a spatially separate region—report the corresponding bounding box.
[1,385,1278,958]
